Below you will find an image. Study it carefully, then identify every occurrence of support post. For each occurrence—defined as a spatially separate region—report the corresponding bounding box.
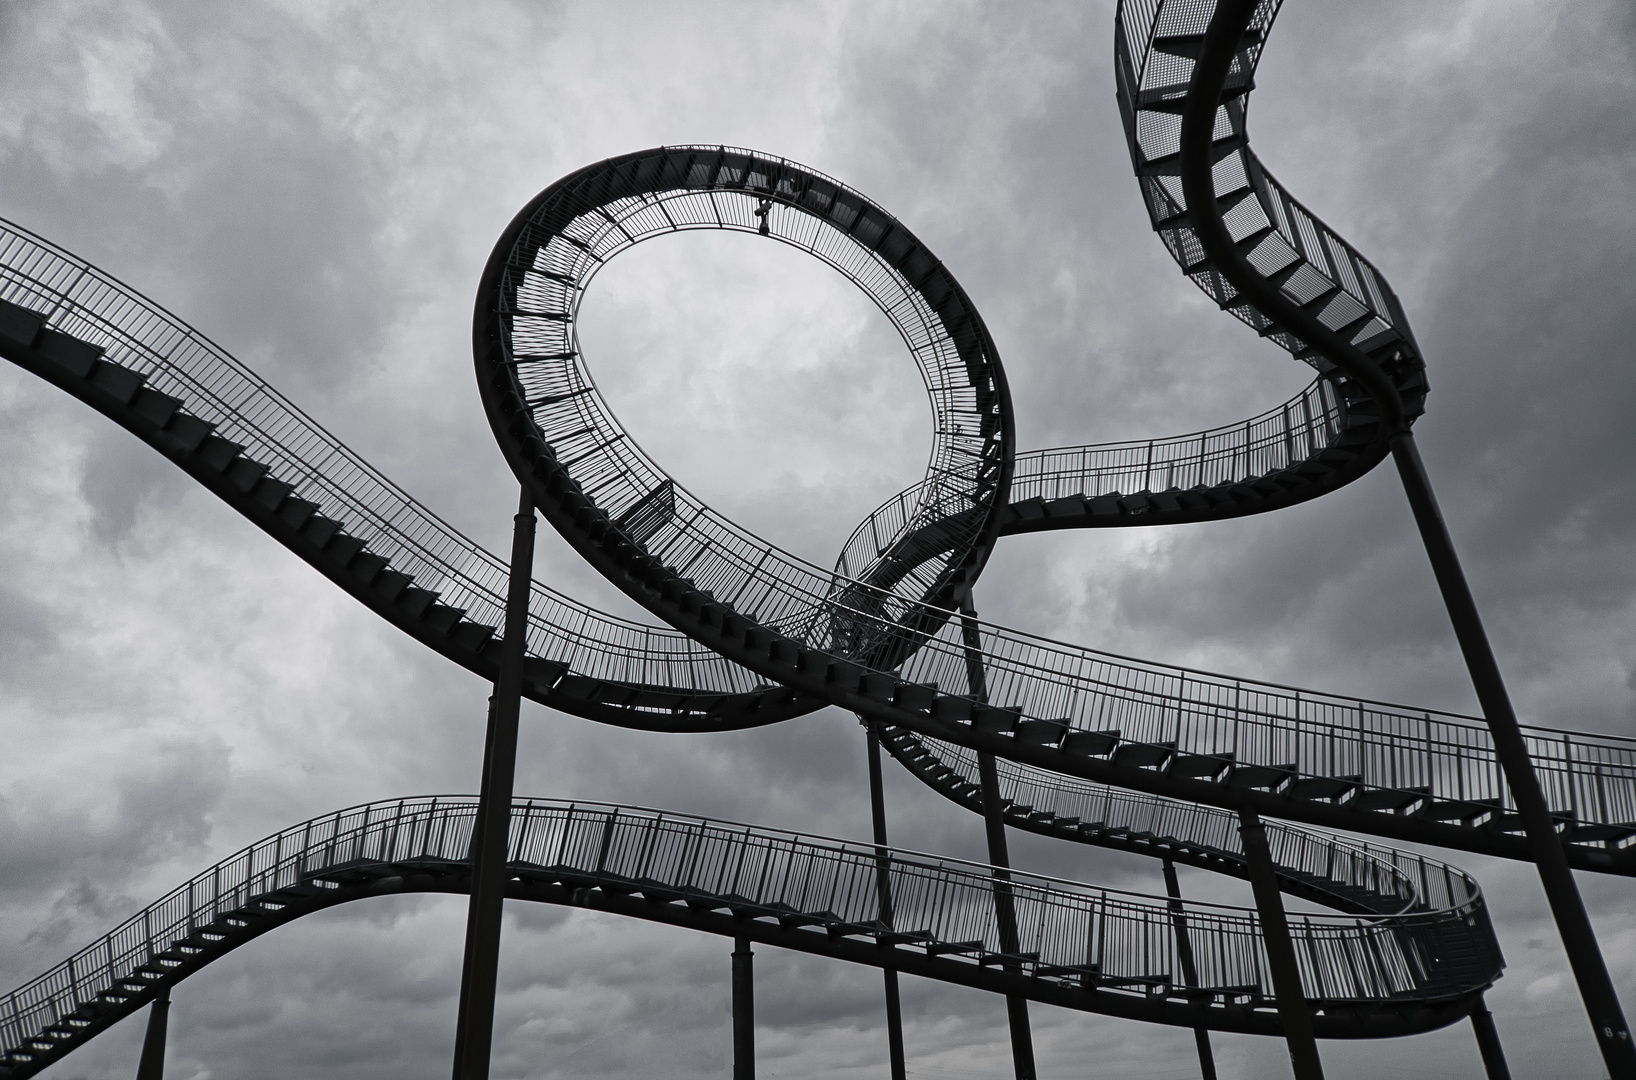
[1238,807,1323,1080]
[1468,996,1512,1080]
[865,723,909,1080]
[452,486,536,1080]
[958,598,1036,1080]
[135,986,169,1080]
[978,751,1037,1080]
[1390,432,1634,1079]
[1162,861,1218,1080]
[733,937,755,1080]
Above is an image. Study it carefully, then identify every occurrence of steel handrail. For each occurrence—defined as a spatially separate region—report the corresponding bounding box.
[835,374,1345,577]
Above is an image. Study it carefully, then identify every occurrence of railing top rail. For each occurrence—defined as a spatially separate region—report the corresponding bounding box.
[203,794,1479,923]
[1012,380,1333,464]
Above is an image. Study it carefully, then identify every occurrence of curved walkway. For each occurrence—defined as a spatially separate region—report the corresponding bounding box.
[0,797,1499,1079]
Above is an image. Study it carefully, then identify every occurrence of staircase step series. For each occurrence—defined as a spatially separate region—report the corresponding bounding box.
[0,312,516,677]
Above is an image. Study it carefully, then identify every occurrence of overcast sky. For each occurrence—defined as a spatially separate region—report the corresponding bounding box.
[2,1,1635,1078]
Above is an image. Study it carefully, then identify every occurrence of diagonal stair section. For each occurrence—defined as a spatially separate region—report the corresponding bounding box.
[0,240,820,732]
[875,723,1487,919]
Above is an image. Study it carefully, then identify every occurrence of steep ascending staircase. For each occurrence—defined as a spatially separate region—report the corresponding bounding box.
[0,797,1501,1079]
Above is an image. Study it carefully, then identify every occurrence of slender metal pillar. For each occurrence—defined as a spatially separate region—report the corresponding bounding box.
[865,723,909,1080]
[1238,808,1322,1080]
[977,751,1037,1080]
[134,986,169,1080]
[733,937,755,1080]
[958,598,1036,1080]
[1162,861,1218,1080]
[1468,996,1512,1080]
[452,486,537,1080]
[1390,432,1634,1079]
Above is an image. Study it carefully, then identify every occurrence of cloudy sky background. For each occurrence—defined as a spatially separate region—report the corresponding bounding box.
[1,0,1634,1077]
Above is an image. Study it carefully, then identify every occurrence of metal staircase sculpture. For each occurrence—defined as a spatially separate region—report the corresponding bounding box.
[1,0,1632,1075]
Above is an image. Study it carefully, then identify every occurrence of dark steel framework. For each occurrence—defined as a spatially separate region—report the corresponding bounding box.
[0,1,1629,1078]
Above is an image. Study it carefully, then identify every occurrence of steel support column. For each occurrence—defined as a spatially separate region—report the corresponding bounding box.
[959,598,1036,1080]
[452,486,537,1080]
[865,723,909,1080]
[1162,860,1218,1080]
[1468,996,1512,1080]
[1390,431,1634,1079]
[134,986,169,1080]
[733,937,755,1080]
[977,750,1037,1080]
[1238,807,1322,1080]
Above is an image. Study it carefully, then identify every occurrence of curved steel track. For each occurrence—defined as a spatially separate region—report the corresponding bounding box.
[1,0,1631,1075]
[1,798,1496,1078]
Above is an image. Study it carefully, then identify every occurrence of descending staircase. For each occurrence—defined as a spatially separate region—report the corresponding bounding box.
[0,797,1501,1079]
[878,724,1479,917]
[1116,0,1428,422]
[0,241,818,732]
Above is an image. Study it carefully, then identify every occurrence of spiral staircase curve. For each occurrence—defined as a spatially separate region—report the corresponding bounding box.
[1,0,1632,1073]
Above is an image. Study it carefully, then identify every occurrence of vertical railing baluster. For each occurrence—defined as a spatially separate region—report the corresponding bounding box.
[595,811,617,874]
[1564,732,1579,823]
[1596,764,1610,828]
[1423,713,1433,792]
[556,805,576,867]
